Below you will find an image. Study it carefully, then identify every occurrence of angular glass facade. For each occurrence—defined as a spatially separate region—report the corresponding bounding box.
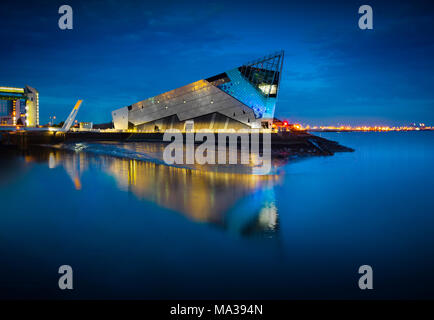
[112,51,284,131]
[217,51,283,119]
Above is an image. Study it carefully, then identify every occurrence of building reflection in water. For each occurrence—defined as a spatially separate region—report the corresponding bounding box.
[26,145,283,237]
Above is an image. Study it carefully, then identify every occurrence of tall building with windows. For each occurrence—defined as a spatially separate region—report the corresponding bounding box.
[112,51,284,131]
[0,85,39,126]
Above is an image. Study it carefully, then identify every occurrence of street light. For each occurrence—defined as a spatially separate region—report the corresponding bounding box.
[49,115,56,126]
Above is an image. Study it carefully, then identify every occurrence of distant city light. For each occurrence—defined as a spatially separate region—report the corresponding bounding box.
[278,123,433,132]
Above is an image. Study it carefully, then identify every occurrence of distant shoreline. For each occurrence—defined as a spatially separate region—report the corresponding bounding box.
[307,129,434,133]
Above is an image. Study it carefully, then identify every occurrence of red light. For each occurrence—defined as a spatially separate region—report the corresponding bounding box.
[283,121,288,126]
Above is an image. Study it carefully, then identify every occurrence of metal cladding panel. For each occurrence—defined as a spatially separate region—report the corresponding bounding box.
[127,80,258,127]
[112,107,129,130]
[115,51,283,129]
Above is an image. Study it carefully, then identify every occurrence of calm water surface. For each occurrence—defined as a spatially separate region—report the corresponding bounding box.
[0,132,433,299]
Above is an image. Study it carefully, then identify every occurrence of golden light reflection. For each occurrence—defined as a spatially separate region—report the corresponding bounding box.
[106,157,280,225]
[42,149,87,191]
[25,146,282,235]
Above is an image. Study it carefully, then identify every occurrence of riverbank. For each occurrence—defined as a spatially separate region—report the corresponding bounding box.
[0,130,353,158]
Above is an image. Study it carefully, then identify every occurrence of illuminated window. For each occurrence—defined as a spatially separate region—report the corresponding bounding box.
[258,84,277,95]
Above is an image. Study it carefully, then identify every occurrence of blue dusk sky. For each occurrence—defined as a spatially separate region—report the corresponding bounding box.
[0,0,433,126]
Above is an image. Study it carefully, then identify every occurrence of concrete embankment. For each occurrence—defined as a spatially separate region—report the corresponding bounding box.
[0,130,354,156]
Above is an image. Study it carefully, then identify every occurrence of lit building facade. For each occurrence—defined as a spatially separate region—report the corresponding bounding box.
[112,51,284,131]
[0,85,39,126]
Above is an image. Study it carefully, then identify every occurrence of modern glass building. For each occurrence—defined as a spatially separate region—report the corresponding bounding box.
[112,51,284,131]
[0,85,39,126]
